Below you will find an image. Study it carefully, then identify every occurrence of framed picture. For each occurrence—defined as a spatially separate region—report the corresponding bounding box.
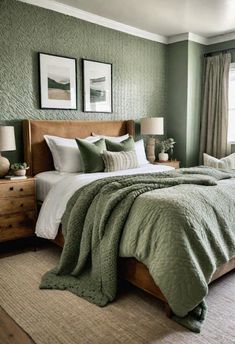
[83,59,112,113]
[38,52,77,109]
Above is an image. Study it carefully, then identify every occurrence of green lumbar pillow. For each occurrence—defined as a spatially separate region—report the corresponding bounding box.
[105,136,135,152]
[76,138,106,173]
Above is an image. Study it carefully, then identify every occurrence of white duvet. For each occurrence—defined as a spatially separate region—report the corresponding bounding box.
[36,164,174,239]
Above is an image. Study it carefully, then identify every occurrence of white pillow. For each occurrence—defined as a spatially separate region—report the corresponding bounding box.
[44,135,100,173]
[92,132,129,142]
[44,135,81,173]
[83,136,101,143]
[135,139,149,166]
[203,153,235,169]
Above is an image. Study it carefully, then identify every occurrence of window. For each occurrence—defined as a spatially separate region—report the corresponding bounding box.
[228,63,235,143]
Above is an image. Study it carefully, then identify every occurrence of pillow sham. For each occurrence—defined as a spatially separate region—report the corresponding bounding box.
[135,139,149,166]
[76,138,106,173]
[102,150,139,172]
[44,135,82,173]
[203,153,235,169]
[92,133,129,142]
[105,136,135,152]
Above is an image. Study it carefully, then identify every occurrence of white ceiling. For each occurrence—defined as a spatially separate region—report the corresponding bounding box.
[54,0,235,38]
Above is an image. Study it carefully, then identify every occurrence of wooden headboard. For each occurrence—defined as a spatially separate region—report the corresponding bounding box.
[23,119,135,176]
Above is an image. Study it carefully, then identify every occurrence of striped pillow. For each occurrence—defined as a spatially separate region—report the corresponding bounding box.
[102,150,139,172]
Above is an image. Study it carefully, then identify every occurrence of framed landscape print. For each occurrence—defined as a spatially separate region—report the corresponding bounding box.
[83,59,112,113]
[39,53,77,109]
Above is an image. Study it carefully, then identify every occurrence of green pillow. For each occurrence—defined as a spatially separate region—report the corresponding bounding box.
[105,136,135,152]
[76,138,106,173]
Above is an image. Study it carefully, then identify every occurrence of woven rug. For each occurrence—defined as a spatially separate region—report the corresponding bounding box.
[0,246,234,344]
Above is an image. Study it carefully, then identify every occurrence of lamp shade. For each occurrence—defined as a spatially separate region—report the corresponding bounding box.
[0,126,16,152]
[141,117,164,135]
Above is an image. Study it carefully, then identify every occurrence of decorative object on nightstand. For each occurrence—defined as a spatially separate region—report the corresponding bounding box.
[157,138,176,162]
[0,126,16,177]
[141,117,164,163]
[154,160,180,169]
[0,178,36,242]
[10,162,29,177]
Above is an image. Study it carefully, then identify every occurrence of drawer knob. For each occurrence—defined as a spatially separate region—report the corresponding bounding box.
[20,204,24,207]
[8,224,12,228]
[20,188,23,191]
[9,187,14,191]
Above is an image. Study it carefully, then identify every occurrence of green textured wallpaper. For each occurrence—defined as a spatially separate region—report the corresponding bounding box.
[0,0,167,162]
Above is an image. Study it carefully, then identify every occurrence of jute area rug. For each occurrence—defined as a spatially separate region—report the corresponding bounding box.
[0,246,234,344]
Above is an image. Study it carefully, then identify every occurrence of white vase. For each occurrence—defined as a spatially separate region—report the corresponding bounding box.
[158,152,169,162]
[14,169,27,176]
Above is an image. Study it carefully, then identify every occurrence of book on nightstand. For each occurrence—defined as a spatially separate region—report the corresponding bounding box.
[4,175,27,180]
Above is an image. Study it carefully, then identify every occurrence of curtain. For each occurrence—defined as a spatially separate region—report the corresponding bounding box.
[199,53,231,160]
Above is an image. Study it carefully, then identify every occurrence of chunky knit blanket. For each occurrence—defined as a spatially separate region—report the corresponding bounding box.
[40,167,235,333]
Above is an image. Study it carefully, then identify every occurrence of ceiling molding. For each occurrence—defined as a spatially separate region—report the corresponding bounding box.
[207,32,235,45]
[167,33,189,44]
[17,0,235,46]
[188,33,208,45]
[18,0,167,44]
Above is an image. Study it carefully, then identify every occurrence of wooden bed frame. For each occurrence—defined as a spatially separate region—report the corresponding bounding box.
[23,119,235,315]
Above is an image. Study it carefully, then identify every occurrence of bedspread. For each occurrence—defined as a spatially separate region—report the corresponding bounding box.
[40,168,235,332]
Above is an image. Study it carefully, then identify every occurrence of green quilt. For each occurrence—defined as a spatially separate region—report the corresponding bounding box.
[40,167,235,332]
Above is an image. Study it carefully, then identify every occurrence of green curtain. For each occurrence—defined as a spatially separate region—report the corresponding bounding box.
[199,53,231,160]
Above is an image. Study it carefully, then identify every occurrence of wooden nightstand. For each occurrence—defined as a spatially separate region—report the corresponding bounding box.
[0,178,36,242]
[153,160,180,169]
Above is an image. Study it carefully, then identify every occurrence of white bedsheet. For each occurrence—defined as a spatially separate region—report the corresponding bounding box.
[35,171,77,202]
[36,164,174,239]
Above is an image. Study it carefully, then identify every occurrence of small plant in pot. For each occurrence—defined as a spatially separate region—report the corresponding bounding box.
[157,138,176,162]
[11,162,29,176]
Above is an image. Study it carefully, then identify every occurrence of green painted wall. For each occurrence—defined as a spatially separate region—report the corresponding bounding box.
[186,41,205,166]
[167,41,188,166]
[168,39,235,166]
[0,0,167,163]
[167,40,205,166]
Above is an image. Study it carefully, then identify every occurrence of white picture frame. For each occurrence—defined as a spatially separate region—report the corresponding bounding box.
[39,53,77,110]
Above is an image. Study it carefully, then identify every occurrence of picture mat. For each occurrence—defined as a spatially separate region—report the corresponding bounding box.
[84,60,112,112]
[39,54,76,109]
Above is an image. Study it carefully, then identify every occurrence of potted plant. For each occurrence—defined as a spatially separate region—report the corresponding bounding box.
[157,138,176,162]
[11,162,29,176]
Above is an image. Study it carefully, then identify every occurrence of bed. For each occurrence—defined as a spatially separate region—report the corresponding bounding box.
[23,119,235,328]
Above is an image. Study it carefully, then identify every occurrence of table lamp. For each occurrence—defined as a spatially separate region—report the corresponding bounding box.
[141,117,164,163]
[0,126,16,177]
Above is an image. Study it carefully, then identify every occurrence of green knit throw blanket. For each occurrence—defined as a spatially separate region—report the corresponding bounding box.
[40,167,233,333]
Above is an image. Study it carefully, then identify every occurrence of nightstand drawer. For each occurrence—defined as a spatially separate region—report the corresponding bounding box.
[0,177,36,242]
[0,197,35,215]
[0,226,34,242]
[0,211,36,230]
[0,180,35,198]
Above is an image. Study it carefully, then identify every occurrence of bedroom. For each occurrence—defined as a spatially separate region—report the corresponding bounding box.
[0,0,235,343]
